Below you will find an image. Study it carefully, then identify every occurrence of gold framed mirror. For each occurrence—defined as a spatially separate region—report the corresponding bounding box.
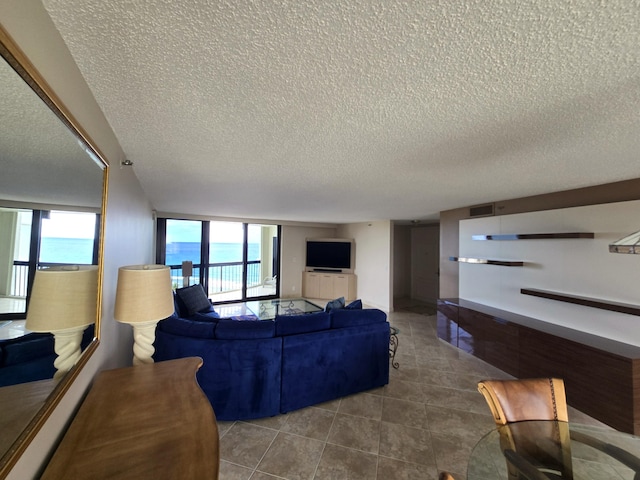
[0,25,108,477]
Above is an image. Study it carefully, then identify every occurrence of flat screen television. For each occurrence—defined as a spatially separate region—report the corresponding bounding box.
[305,238,354,272]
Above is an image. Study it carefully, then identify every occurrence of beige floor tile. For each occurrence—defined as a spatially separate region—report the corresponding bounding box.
[381,397,429,430]
[249,471,288,480]
[256,432,324,480]
[378,422,436,466]
[376,456,440,480]
[219,460,254,480]
[313,444,378,480]
[430,431,480,478]
[337,392,383,420]
[327,413,381,454]
[280,406,336,441]
[382,377,426,403]
[220,422,278,469]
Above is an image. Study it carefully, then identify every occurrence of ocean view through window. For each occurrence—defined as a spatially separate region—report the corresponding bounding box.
[160,219,280,303]
[1,209,99,317]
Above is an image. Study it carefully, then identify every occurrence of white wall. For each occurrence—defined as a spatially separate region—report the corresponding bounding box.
[458,199,640,346]
[280,224,337,298]
[0,2,154,477]
[338,221,392,311]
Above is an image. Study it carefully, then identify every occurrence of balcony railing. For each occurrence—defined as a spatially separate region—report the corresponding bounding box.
[168,260,262,296]
[9,261,95,298]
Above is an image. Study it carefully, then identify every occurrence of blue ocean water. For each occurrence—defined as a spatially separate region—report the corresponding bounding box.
[165,242,260,266]
[39,237,94,264]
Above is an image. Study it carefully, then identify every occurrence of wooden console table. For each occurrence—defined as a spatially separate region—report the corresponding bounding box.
[41,357,219,479]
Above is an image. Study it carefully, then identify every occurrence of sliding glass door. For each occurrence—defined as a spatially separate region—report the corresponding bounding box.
[158,218,280,304]
[209,221,244,302]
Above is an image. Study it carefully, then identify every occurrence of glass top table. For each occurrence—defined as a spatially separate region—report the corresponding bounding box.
[467,420,640,479]
[217,298,323,321]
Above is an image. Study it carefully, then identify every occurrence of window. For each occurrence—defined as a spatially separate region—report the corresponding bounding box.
[0,207,100,318]
[157,218,280,304]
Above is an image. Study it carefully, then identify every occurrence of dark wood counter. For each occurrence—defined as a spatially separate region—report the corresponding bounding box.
[41,357,219,479]
[437,298,640,435]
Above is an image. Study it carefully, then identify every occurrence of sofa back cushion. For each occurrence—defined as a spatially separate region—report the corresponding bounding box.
[330,308,387,329]
[275,311,331,336]
[158,313,216,339]
[175,284,212,316]
[1,333,55,366]
[215,319,275,340]
[186,305,220,322]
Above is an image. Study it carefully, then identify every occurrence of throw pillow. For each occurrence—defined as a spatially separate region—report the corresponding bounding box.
[175,284,211,316]
[345,299,363,309]
[324,296,345,312]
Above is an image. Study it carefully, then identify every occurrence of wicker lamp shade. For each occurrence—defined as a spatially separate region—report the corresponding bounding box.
[114,265,174,325]
[26,265,98,332]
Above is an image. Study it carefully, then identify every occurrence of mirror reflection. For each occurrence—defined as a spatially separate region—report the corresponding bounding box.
[0,36,106,467]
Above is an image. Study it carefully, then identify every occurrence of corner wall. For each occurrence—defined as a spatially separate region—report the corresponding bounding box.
[338,221,392,311]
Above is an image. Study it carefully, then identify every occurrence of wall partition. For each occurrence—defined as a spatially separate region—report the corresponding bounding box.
[157,218,280,304]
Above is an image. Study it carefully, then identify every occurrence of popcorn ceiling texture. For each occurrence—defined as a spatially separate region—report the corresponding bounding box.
[0,57,103,207]
[42,0,640,223]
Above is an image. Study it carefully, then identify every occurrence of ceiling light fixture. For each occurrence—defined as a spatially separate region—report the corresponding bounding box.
[121,159,133,166]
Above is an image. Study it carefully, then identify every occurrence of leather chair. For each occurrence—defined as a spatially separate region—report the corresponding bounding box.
[477,378,572,479]
[478,378,640,480]
[477,378,568,425]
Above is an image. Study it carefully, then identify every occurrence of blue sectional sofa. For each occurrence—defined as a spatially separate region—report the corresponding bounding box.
[153,298,390,421]
[0,325,95,387]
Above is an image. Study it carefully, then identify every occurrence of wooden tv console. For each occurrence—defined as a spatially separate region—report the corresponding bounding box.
[437,298,640,435]
[302,271,356,301]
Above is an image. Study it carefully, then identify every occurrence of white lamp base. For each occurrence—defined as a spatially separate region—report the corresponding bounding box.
[131,320,158,366]
[52,326,86,380]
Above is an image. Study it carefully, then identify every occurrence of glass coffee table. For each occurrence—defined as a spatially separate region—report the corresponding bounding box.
[218,298,323,321]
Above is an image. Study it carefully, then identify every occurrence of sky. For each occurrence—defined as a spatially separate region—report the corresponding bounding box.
[39,211,96,239]
[166,220,263,244]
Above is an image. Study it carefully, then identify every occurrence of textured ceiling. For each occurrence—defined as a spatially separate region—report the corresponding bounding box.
[42,0,640,223]
[0,54,103,208]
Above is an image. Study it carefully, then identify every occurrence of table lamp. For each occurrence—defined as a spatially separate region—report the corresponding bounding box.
[26,265,98,380]
[114,264,174,365]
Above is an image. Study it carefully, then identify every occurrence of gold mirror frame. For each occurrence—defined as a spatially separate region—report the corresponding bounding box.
[0,26,108,477]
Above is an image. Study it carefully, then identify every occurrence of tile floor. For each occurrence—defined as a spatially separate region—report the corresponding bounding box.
[216,301,605,480]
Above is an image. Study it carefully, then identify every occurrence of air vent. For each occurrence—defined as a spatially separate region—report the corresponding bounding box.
[469,204,494,217]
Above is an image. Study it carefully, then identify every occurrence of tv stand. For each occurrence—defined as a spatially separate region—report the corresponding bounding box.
[302,271,356,301]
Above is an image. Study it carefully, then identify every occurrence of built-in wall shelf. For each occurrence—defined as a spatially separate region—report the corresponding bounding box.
[472,232,594,241]
[449,257,524,267]
[521,288,640,317]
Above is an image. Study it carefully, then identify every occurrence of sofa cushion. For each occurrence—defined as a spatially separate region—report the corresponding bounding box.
[330,308,387,329]
[186,305,220,322]
[175,284,211,316]
[275,311,331,336]
[158,313,216,339]
[324,296,345,312]
[1,333,55,366]
[345,299,363,309]
[215,319,275,340]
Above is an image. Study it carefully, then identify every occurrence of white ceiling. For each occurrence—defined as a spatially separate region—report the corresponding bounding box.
[42,0,640,224]
[0,53,104,208]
